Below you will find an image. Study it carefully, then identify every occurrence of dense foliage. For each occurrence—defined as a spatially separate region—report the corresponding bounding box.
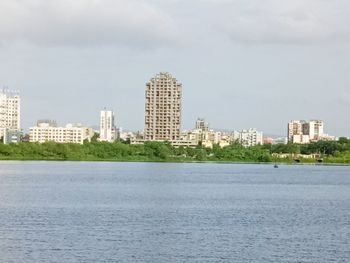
[1,138,350,163]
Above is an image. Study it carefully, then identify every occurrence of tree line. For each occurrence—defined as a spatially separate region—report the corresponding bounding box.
[1,137,350,163]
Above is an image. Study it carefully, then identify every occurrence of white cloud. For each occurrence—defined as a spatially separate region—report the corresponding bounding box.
[152,0,350,45]
[206,0,350,44]
[0,0,179,48]
[1,0,350,48]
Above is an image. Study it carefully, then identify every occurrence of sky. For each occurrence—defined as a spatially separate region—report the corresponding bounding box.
[1,0,350,137]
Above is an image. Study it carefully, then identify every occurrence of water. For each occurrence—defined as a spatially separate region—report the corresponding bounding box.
[0,161,349,262]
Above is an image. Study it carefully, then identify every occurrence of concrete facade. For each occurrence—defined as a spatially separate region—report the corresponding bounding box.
[0,89,20,140]
[181,118,233,148]
[29,121,94,144]
[100,110,117,142]
[195,118,209,132]
[287,120,305,142]
[288,119,326,143]
[233,128,263,147]
[144,72,182,141]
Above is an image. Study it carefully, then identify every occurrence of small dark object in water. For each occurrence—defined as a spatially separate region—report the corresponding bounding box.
[274,164,278,168]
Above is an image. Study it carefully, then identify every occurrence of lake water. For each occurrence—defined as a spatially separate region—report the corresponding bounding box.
[0,161,349,262]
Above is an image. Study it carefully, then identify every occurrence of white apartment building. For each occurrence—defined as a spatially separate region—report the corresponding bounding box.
[0,89,20,140]
[306,120,324,140]
[288,119,326,143]
[292,134,310,144]
[100,109,117,142]
[233,128,263,147]
[144,72,182,141]
[29,120,94,144]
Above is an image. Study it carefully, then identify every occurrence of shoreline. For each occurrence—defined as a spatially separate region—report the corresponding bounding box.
[1,158,350,167]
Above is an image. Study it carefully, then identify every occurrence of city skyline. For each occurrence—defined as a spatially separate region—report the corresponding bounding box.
[1,86,338,147]
[0,80,345,138]
[1,0,350,136]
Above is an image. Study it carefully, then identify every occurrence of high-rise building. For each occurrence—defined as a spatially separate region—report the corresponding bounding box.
[0,89,21,141]
[144,72,182,141]
[100,109,117,142]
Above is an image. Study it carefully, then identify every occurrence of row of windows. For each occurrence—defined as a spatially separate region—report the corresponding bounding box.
[146,92,181,96]
[146,95,181,99]
[30,138,83,141]
[147,107,180,111]
[146,115,180,118]
[146,118,180,120]
[145,98,181,102]
[148,82,180,85]
[145,120,180,123]
[30,133,83,136]
[146,128,180,131]
[145,136,179,140]
[145,121,180,124]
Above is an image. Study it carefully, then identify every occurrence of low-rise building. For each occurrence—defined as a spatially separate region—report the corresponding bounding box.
[119,129,137,142]
[233,128,263,147]
[181,118,233,148]
[130,138,197,147]
[1,128,21,144]
[263,137,273,144]
[272,137,288,144]
[292,134,310,144]
[195,118,209,132]
[29,120,94,144]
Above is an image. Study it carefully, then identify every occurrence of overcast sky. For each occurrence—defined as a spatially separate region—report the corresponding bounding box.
[1,0,350,136]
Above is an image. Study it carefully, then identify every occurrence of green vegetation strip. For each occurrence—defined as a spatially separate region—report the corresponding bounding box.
[1,138,350,164]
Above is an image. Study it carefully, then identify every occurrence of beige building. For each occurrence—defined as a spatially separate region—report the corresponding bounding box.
[195,118,209,132]
[0,89,20,140]
[287,120,305,142]
[144,72,182,141]
[29,120,94,144]
[181,118,232,148]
